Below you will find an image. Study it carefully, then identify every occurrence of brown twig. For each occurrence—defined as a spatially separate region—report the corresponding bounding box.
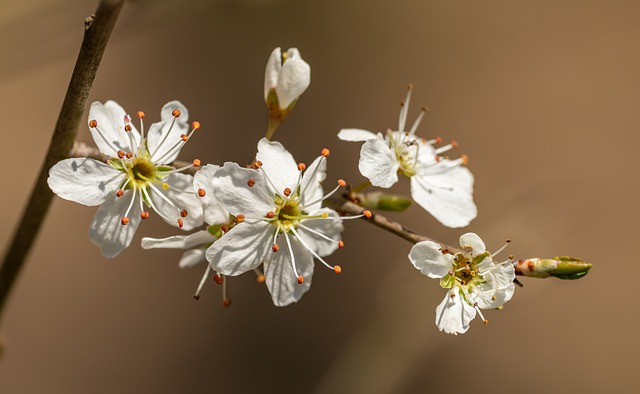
[0,0,125,324]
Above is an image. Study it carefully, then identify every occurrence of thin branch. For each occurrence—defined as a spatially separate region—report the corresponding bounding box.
[0,0,125,323]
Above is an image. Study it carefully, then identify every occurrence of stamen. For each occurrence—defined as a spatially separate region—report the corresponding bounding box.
[247,178,256,187]
[177,219,184,228]
[284,188,292,197]
[253,269,266,283]
[266,211,275,219]
[149,115,177,160]
[141,211,149,219]
[297,276,305,284]
[197,188,206,197]
[297,163,306,171]
[172,109,181,117]
[298,223,342,246]
[363,210,372,218]
[334,266,342,274]
[283,231,300,280]
[192,159,201,167]
[257,166,284,197]
[236,214,245,223]
[91,123,120,155]
[125,152,133,159]
[338,240,344,248]
[116,189,124,198]
[492,239,512,258]
[220,225,229,233]
[398,84,413,132]
[162,183,169,190]
[137,111,145,140]
[290,227,337,271]
[434,141,458,155]
[255,160,263,167]
[338,179,346,187]
[298,155,326,197]
[408,107,428,137]
[321,148,330,157]
[272,244,280,252]
[117,150,125,159]
[121,217,129,225]
[474,303,487,325]
[213,273,224,284]
[192,121,200,130]
[193,265,211,300]
[122,184,138,225]
[301,180,344,209]
[181,134,188,141]
[180,209,188,218]
[222,278,231,307]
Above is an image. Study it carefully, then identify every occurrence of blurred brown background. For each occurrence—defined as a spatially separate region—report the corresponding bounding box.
[0,0,635,392]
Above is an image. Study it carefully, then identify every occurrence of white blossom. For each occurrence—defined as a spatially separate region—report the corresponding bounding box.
[409,232,516,334]
[48,100,204,258]
[205,138,349,307]
[338,86,477,228]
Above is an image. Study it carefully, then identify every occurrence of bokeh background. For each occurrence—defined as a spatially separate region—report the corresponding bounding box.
[0,0,636,392]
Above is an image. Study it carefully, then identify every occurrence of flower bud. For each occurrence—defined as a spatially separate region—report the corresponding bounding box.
[264,47,311,139]
[514,256,592,280]
[359,191,413,212]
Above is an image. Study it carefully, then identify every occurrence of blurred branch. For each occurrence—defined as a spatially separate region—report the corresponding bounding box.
[0,0,125,324]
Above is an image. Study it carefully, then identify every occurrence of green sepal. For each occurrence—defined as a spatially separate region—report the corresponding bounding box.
[207,225,223,239]
[108,158,124,171]
[359,192,412,212]
[548,256,592,280]
[440,275,455,289]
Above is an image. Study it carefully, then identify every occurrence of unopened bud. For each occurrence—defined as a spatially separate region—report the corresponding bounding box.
[514,256,592,280]
[360,191,412,212]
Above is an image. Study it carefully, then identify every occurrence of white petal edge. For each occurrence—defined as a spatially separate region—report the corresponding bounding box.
[264,47,282,99]
[205,221,272,276]
[141,230,215,250]
[408,241,453,279]
[276,56,310,109]
[358,139,399,188]
[48,158,123,206]
[337,128,377,142]
[179,249,206,269]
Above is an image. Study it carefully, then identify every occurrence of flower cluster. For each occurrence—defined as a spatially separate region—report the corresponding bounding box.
[46,45,592,336]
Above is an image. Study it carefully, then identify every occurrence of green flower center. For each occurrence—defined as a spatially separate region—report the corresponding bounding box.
[129,157,157,186]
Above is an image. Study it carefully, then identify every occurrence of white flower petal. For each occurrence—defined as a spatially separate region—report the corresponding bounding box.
[147,100,190,164]
[178,249,206,269]
[483,262,516,290]
[359,139,399,188]
[141,230,215,250]
[88,101,141,157]
[421,162,475,194]
[408,241,453,278]
[149,173,204,231]
[264,237,314,307]
[48,158,123,206]
[256,138,299,195]
[435,287,476,335]
[297,208,344,257]
[211,163,274,217]
[89,193,142,258]
[205,221,272,276]
[264,47,282,99]
[411,173,477,228]
[193,164,229,225]
[337,128,378,142]
[299,155,327,212]
[459,232,486,255]
[476,283,515,309]
[275,55,310,109]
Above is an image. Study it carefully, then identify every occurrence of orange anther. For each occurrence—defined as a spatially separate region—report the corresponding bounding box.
[181,134,188,141]
[177,219,184,228]
[141,211,149,219]
[192,295,200,300]
[256,274,266,283]
[321,148,330,157]
[337,179,346,187]
[172,109,181,118]
[197,188,206,197]
[266,211,275,219]
[180,209,188,218]
[192,121,201,130]
[117,150,125,158]
[334,265,342,274]
[192,159,201,167]
[137,111,145,119]
[272,244,280,252]
[434,136,442,144]
[116,189,124,198]
[121,217,129,225]
[236,214,245,223]
[338,240,344,249]
[283,188,292,197]
[297,163,306,171]
[89,120,97,128]
[125,152,133,159]
[220,225,229,233]
[213,274,224,284]
[363,210,372,218]
[124,124,132,132]
[297,275,305,284]
[460,154,469,165]
[451,140,459,149]
[255,160,263,168]
[223,298,232,308]
[247,178,255,187]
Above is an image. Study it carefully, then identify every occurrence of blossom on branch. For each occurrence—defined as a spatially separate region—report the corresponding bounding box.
[409,233,516,334]
[338,85,476,228]
[204,138,352,307]
[47,100,204,257]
